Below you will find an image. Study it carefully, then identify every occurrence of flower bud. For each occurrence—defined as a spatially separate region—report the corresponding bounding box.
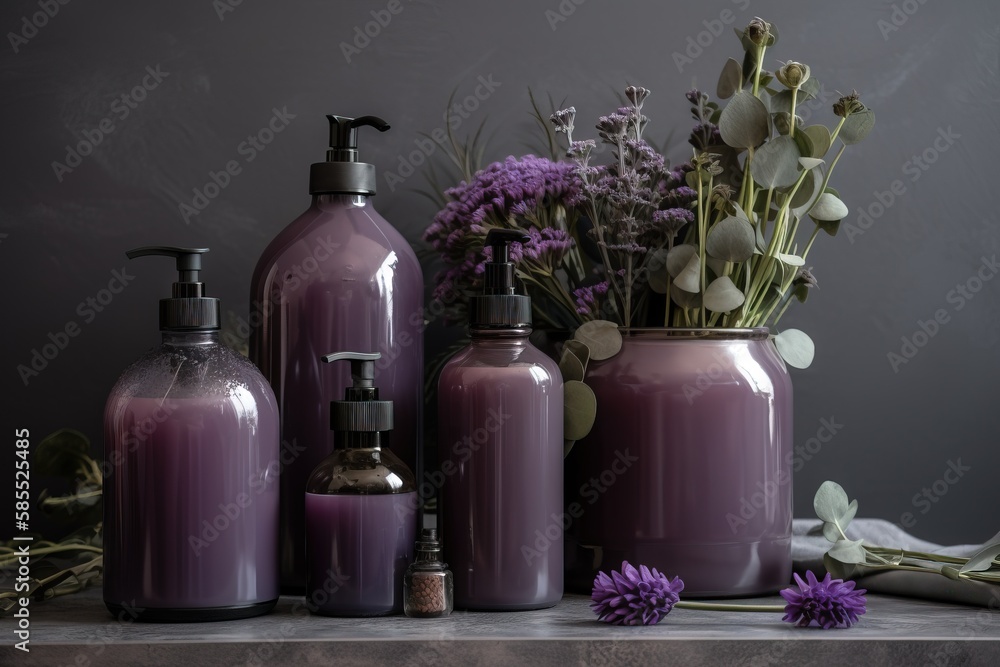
[625,85,650,107]
[744,17,772,47]
[833,91,865,118]
[776,61,810,89]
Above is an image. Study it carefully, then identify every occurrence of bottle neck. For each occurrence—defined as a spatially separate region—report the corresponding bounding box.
[161,330,219,346]
[336,430,387,449]
[313,193,369,210]
[469,327,532,342]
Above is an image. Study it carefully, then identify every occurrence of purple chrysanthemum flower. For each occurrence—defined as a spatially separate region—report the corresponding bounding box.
[780,571,867,629]
[590,561,684,626]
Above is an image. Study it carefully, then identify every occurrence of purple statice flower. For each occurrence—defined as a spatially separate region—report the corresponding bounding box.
[573,282,609,316]
[590,561,684,626]
[780,571,867,629]
[424,155,583,297]
[521,227,574,269]
[686,89,708,106]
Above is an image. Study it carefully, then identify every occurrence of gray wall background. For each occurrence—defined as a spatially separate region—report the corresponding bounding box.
[2,0,998,545]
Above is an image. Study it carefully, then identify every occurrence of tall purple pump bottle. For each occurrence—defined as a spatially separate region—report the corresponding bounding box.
[104,247,279,622]
[250,115,424,592]
[439,230,564,610]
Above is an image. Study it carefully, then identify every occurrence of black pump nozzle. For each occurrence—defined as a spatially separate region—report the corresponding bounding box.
[321,351,393,432]
[483,229,530,295]
[326,115,391,163]
[310,115,391,196]
[126,246,220,331]
[469,230,532,328]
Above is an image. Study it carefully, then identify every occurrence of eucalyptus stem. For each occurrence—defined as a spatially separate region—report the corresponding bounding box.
[675,601,785,613]
[789,87,799,137]
[752,45,767,97]
[801,225,822,260]
[696,170,707,327]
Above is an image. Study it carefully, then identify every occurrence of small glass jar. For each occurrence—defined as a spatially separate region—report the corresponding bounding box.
[403,529,453,618]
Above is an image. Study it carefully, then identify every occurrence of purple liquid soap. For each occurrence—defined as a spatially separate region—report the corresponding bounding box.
[104,395,279,613]
[438,230,564,611]
[251,117,424,593]
[305,492,416,615]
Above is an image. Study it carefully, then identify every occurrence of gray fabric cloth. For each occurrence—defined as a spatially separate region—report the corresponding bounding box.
[793,518,1000,607]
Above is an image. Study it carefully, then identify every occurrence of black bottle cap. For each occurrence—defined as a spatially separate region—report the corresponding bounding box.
[415,528,442,553]
[309,115,390,196]
[321,351,393,432]
[126,246,220,331]
[469,229,532,328]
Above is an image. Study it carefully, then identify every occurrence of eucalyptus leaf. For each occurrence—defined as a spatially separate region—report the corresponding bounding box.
[706,216,756,262]
[824,552,865,580]
[814,480,851,524]
[772,111,792,136]
[718,91,770,150]
[790,167,822,215]
[703,276,745,313]
[778,253,805,267]
[706,256,727,279]
[774,328,815,369]
[573,320,622,361]
[564,339,591,371]
[802,124,832,157]
[817,219,841,237]
[666,244,697,278]
[35,429,92,477]
[674,254,702,293]
[798,157,824,170]
[648,248,670,294]
[827,538,868,565]
[959,541,1000,574]
[808,192,848,221]
[670,283,702,309]
[751,135,802,189]
[799,77,820,99]
[564,380,597,441]
[559,346,586,382]
[793,129,814,158]
[840,108,876,145]
[823,499,858,542]
[717,57,742,99]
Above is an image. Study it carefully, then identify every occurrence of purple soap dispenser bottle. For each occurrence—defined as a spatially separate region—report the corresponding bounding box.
[249,115,424,592]
[438,230,564,610]
[304,352,417,616]
[103,247,279,622]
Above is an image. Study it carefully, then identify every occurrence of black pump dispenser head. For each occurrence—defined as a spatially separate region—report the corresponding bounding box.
[126,246,220,331]
[469,229,532,328]
[321,351,393,432]
[309,115,390,196]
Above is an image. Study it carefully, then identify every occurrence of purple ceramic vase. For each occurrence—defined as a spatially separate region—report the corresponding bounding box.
[564,328,793,597]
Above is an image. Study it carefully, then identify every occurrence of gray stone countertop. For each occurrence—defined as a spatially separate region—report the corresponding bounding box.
[5,587,1000,666]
